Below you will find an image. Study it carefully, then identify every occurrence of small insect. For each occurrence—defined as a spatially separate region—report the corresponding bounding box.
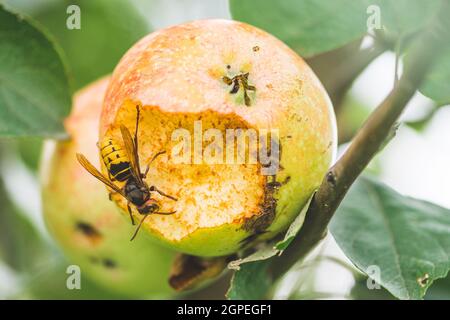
[77,105,177,241]
[98,138,131,182]
[222,72,256,106]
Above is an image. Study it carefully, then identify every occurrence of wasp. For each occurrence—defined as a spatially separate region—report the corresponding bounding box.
[76,105,177,241]
[223,72,256,106]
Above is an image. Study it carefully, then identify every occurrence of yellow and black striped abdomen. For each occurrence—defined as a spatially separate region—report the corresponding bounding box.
[99,139,131,182]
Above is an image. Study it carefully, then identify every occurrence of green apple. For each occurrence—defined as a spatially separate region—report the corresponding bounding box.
[41,76,176,297]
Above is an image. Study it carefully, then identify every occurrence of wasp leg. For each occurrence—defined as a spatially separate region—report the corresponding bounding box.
[108,191,121,201]
[130,211,176,241]
[244,90,251,106]
[150,186,178,201]
[127,202,135,225]
[130,213,149,241]
[246,84,256,91]
[155,211,176,215]
[143,150,166,178]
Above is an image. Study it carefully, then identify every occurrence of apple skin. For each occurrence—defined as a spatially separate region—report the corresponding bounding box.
[41,76,176,298]
[100,19,337,256]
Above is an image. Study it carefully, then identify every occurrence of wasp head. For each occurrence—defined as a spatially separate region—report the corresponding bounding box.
[138,198,160,214]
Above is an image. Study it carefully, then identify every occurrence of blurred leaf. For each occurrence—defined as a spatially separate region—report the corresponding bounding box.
[229,0,440,57]
[15,138,43,172]
[230,0,367,57]
[0,0,58,15]
[31,0,150,89]
[0,176,49,272]
[425,274,450,300]
[373,0,440,39]
[350,275,395,300]
[420,44,450,105]
[0,6,71,137]
[330,176,450,300]
[337,95,371,143]
[227,260,271,300]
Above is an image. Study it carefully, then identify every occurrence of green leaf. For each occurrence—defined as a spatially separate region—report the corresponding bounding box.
[15,138,43,171]
[374,0,440,38]
[330,176,450,300]
[425,275,450,300]
[227,260,272,300]
[228,245,278,271]
[350,275,396,300]
[228,193,314,270]
[29,0,150,89]
[337,95,372,143]
[0,6,71,137]
[420,44,450,105]
[230,0,367,57]
[229,0,440,57]
[275,193,314,251]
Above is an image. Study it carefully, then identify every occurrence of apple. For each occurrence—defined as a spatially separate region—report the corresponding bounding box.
[100,20,337,257]
[41,76,176,297]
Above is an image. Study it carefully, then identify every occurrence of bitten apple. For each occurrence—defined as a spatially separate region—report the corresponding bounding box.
[100,20,337,257]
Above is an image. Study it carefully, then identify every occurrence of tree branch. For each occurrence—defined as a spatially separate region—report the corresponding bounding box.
[273,2,449,278]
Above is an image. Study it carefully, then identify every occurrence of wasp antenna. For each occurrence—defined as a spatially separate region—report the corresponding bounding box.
[135,104,141,129]
[244,90,251,107]
[130,214,149,241]
[153,186,178,201]
[155,211,176,215]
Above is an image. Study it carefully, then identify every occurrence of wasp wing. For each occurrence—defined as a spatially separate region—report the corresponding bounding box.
[76,153,125,197]
[120,124,143,184]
